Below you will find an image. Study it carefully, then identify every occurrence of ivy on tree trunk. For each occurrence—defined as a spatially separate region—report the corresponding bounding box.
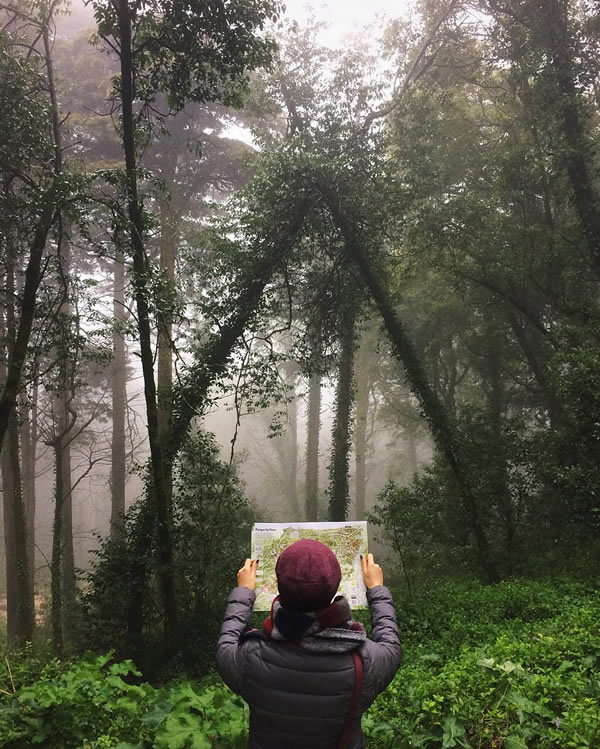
[319,182,500,584]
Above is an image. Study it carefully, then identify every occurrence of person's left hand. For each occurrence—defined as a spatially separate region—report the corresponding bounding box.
[237,558,259,590]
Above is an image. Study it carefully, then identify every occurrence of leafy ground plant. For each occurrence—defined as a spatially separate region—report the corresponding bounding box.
[364,582,600,747]
[0,654,155,747]
[1,579,598,747]
[0,653,248,748]
[135,683,248,749]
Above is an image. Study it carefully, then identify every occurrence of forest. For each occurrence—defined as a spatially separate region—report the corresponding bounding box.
[0,0,599,746]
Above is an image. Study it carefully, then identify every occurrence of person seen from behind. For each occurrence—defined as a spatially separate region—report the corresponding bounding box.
[216,539,402,748]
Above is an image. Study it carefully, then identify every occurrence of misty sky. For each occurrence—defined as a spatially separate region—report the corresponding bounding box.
[282,0,412,45]
[64,0,412,47]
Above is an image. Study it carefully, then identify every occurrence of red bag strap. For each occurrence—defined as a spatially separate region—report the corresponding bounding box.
[337,651,364,749]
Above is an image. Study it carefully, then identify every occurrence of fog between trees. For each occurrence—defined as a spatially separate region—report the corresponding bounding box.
[0,0,598,671]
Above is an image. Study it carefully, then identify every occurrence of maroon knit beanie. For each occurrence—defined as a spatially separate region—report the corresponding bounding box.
[275,538,342,611]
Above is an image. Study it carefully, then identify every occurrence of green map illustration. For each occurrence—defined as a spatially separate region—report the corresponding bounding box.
[251,522,368,610]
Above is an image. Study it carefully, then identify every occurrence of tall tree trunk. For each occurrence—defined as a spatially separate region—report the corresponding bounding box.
[354,320,377,520]
[1,258,34,647]
[110,252,127,539]
[328,307,356,522]
[51,361,76,656]
[406,431,418,477]
[305,370,321,522]
[275,362,301,518]
[542,0,600,275]
[0,187,57,453]
[287,390,300,517]
[60,428,75,627]
[57,231,76,635]
[51,437,65,656]
[43,10,76,649]
[486,341,514,574]
[157,191,178,505]
[272,396,301,517]
[117,0,177,641]
[2,416,18,645]
[1,411,34,647]
[322,188,500,583]
[49,383,78,655]
[19,389,36,596]
[126,496,154,659]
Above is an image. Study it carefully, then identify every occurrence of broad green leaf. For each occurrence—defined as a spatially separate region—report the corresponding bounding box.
[504,735,528,749]
[441,715,471,748]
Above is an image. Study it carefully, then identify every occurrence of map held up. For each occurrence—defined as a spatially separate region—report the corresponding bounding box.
[250,521,368,611]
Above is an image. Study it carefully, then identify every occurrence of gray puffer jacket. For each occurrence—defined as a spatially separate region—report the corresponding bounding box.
[216,585,402,749]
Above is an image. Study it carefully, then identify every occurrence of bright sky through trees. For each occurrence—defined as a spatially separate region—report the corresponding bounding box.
[282,0,413,46]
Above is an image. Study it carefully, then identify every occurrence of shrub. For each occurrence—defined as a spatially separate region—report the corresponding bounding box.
[0,653,155,748]
[78,431,254,678]
[0,654,248,749]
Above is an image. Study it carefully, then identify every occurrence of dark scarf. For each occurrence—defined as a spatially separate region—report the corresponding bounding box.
[262,595,366,653]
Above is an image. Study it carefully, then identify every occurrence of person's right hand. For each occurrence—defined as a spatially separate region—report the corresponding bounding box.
[361,553,384,589]
[237,559,259,590]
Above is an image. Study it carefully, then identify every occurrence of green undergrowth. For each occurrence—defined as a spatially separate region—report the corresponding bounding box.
[0,578,598,748]
[365,578,600,747]
[0,653,246,748]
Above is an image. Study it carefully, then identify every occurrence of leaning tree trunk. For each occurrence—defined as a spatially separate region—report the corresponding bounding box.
[328,306,356,522]
[321,187,500,583]
[120,173,313,649]
[169,195,314,454]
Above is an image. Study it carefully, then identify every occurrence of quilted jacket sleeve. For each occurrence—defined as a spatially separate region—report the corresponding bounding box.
[216,586,256,694]
[364,585,402,696]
